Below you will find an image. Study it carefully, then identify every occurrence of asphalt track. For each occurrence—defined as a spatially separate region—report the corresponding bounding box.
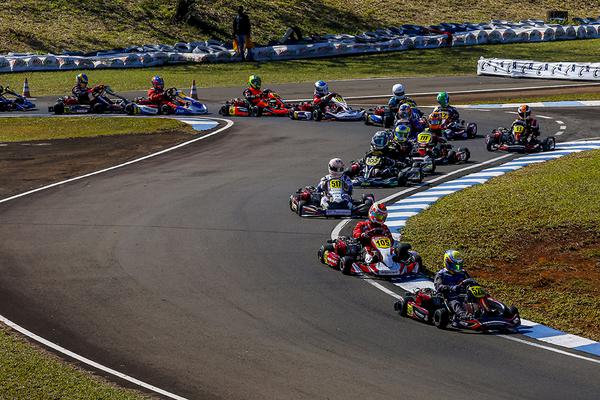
[1,78,599,399]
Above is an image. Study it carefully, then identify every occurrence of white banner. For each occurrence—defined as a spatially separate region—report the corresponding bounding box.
[477,57,600,80]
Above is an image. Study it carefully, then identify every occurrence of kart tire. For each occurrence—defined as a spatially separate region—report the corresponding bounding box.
[394,297,408,317]
[458,147,470,162]
[318,245,334,264]
[383,115,394,129]
[124,103,135,115]
[312,109,323,121]
[542,137,556,152]
[505,305,519,318]
[339,256,353,275]
[296,200,306,216]
[362,193,375,206]
[93,103,105,114]
[219,105,229,116]
[364,114,372,126]
[397,172,408,187]
[433,308,449,329]
[447,150,457,164]
[485,136,496,152]
[467,123,477,138]
[52,102,64,115]
[251,106,262,117]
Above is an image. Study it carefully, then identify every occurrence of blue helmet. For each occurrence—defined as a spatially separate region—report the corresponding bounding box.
[371,130,389,151]
[314,80,329,95]
[444,250,464,274]
[393,124,411,143]
[398,103,413,120]
[76,73,88,86]
[152,75,164,90]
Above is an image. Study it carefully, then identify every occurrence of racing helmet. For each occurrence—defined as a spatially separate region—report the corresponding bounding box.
[393,124,411,143]
[392,83,405,99]
[370,130,389,151]
[328,158,345,178]
[248,75,262,90]
[398,103,412,120]
[152,75,164,90]
[315,80,329,95]
[437,91,450,107]
[444,250,464,274]
[518,104,531,120]
[76,73,88,87]
[368,203,388,225]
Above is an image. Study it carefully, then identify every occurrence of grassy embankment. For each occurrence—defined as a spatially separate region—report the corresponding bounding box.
[0,117,194,142]
[402,150,600,340]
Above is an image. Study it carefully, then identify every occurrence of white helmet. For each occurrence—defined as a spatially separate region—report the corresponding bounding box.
[328,158,345,178]
[315,80,329,95]
[392,83,405,99]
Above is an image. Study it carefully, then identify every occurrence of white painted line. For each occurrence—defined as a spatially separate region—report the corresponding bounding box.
[411,189,457,196]
[399,197,442,203]
[386,220,408,228]
[556,121,565,125]
[387,211,420,218]
[499,335,600,365]
[364,280,404,300]
[0,116,233,399]
[556,131,564,136]
[387,204,431,211]
[428,184,474,190]
[466,171,507,177]
[538,334,598,349]
[537,115,553,120]
[560,125,567,130]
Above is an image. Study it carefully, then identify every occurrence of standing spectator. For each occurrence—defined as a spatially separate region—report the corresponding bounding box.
[233,6,252,61]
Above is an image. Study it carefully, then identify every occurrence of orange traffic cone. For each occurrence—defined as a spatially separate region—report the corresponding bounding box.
[22,78,31,98]
[189,80,198,100]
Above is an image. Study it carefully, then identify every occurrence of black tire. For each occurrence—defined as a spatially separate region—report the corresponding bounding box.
[467,123,477,138]
[312,109,323,121]
[505,305,519,318]
[364,114,372,126]
[362,193,374,206]
[296,200,306,216]
[447,150,457,164]
[124,103,135,115]
[219,105,228,116]
[52,102,64,115]
[542,137,556,152]
[339,256,353,275]
[251,106,262,117]
[433,308,449,329]
[397,172,408,187]
[458,147,470,162]
[384,115,394,128]
[394,297,408,317]
[317,245,328,263]
[93,103,105,114]
[485,136,496,152]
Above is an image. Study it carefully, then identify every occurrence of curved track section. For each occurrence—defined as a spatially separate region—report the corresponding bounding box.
[1,102,599,399]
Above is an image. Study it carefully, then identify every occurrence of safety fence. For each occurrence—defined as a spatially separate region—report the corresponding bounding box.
[477,57,600,80]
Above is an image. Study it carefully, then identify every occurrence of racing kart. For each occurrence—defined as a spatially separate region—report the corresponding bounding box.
[349,154,423,187]
[289,93,365,121]
[427,110,477,140]
[318,236,422,277]
[130,88,208,115]
[394,278,520,332]
[49,85,130,115]
[486,120,555,153]
[219,90,291,117]
[364,104,425,129]
[412,131,470,165]
[0,85,36,112]
[289,184,374,218]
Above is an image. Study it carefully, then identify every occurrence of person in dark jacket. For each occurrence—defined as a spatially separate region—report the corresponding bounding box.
[233,6,252,61]
[434,250,472,326]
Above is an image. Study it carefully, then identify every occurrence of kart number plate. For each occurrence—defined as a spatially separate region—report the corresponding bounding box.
[329,179,342,189]
[374,237,391,248]
[418,133,432,143]
[513,125,524,133]
[468,286,486,298]
[440,111,449,120]
[365,156,380,166]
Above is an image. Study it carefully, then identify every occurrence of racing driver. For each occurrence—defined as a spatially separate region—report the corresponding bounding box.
[317,158,353,209]
[352,203,393,264]
[434,250,472,327]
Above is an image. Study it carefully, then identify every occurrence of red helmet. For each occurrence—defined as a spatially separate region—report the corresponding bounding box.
[368,203,388,225]
[152,75,164,90]
[518,104,531,120]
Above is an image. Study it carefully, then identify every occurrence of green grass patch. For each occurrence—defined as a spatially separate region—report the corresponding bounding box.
[0,325,147,399]
[0,117,193,142]
[1,0,598,53]
[402,150,600,340]
[1,39,600,96]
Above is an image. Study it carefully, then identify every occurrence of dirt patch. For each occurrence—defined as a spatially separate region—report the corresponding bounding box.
[0,130,209,199]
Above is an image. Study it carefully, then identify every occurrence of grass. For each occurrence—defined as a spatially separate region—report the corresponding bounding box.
[402,150,600,340]
[1,39,600,96]
[1,1,599,53]
[0,117,193,142]
[0,325,147,399]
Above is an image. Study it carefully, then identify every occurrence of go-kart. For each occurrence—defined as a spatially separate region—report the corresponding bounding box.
[219,90,291,117]
[318,236,422,277]
[427,110,477,140]
[289,184,374,218]
[486,120,555,153]
[394,278,521,332]
[0,85,36,111]
[364,103,425,129]
[349,154,423,187]
[130,88,208,115]
[290,93,365,121]
[412,131,470,165]
[49,85,130,115]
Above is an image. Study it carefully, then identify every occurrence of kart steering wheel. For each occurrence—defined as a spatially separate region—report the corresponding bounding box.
[166,87,178,98]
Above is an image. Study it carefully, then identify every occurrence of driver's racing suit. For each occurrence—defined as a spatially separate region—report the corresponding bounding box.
[388,96,421,117]
[147,87,178,112]
[432,105,460,124]
[72,84,112,108]
[434,268,472,321]
[511,118,540,144]
[243,86,266,107]
[352,220,393,263]
[316,174,353,209]
[312,91,334,111]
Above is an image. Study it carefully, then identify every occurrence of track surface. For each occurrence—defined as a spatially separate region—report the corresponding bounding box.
[1,78,599,399]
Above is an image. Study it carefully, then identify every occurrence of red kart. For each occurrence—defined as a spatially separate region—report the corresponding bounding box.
[219,90,291,117]
[486,120,555,153]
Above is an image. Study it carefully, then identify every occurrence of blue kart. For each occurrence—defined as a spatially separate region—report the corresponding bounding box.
[0,85,36,112]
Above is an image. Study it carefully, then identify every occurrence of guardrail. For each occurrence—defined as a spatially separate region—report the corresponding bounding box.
[477,57,600,80]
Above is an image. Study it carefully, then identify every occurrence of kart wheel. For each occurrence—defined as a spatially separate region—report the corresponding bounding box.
[296,200,306,216]
[318,245,334,264]
[219,105,228,116]
[383,115,394,129]
[433,308,449,329]
[93,103,105,114]
[364,114,372,126]
[447,150,457,164]
[124,103,135,115]
[251,106,262,117]
[52,102,64,115]
[339,256,353,275]
[485,136,496,152]
[312,109,323,121]
[467,123,477,138]
[542,137,556,152]
[394,297,408,317]
[505,305,519,318]
[457,147,470,162]
[397,172,408,187]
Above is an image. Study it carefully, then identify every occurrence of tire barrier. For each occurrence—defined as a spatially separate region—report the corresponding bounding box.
[1,19,600,73]
[477,57,600,80]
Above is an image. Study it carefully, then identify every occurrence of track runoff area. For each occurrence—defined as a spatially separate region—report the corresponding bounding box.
[1,76,598,398]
